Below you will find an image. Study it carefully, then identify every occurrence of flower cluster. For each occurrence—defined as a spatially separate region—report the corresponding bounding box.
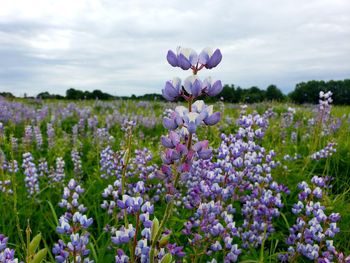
[128,148,159,181]
[311,142,337,160]
[48,157,65,184]
[319,91,333,113]
[281,176,341,262]
[100,146,120,180]
[0,122,3,142]
[47,122,55,149]
[180,110,287,261]
[0,234,19,263]
[317,91,336,136]
[166,47,222,71]
[0,179,12,195]
[53,179,93,263]
[0,154,16,195]
[162,47,223,102]
[162,76,223,102]
[71,149,83,178]
[38,158,48,177]
[22,152,39,196]
[23,125,33,148]
[34,125,43,150]
[163,100,221,134]
[102,190,157,262]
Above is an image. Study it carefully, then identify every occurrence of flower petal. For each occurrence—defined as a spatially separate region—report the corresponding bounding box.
[206,49,222,69]
[166,50,178,67]
[204,112,221,126]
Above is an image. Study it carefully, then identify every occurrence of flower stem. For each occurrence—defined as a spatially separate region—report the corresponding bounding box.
[149,195,175,262]
[121,128,133,227]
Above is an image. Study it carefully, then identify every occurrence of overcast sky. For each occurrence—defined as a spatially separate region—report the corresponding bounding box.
[0,0,349,97]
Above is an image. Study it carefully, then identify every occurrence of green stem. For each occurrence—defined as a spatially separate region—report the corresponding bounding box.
[259,224,267,263]
[10,140,26,253]
[26,221,31,263]
[121,128,133,228]
[149,195,175,262]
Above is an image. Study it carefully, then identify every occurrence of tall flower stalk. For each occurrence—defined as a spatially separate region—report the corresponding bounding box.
[149,47,223,262]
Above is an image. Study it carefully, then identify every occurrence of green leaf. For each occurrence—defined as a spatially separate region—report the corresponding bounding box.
[30,248,47,263]
[89,240,98,262]
[159,234,170,247]
[29,233,42,255]
[47,200,59,225]
[160,253,172,263]
[151,217,159,242]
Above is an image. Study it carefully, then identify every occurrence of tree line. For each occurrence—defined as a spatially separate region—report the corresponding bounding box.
[1,79,349,104]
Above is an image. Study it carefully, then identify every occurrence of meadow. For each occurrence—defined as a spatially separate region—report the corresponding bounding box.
[1,48,350,263]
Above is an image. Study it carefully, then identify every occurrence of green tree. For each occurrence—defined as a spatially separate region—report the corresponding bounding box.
[266,85,285,101]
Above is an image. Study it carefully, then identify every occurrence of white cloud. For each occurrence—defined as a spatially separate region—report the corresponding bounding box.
[0,0,349,96]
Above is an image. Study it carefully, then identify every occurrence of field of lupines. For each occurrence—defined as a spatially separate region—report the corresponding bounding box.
[1,47,350,263]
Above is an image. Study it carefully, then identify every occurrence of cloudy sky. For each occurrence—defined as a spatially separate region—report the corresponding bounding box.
[0,0,349,97]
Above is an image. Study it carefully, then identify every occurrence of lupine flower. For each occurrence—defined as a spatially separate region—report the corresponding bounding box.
[23,125,33,148]
[11,137,18,153]
[162,76,222,102]
[0,234,19,263]
[71,149,83,177]
[0,122,3,139]
[111,224,135,245]
[198,47,223,69]
[311,142,337,160]
[34,125,43,150]
[283,176,341,262]
[53,179,93,263]
[162,77,181,101]
[202,77,223,97]
[22,152,39,196]
[166,47,222,71]
[163,101,221,133]
[115,249,129,263]
[48,157,65,184]
[47,123,55,149]
[38,158,49,177]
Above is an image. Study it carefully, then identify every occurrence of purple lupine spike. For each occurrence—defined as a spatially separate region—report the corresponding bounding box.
[34,125,43,150]
[53,179,93,262]
[22,152,39,196]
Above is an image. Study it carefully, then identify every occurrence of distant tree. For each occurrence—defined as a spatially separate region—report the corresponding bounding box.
[265,85,285,101]
[37,92,64,99]
[92,90,104,99]
[289,79,350,104]
[220,84,236,102]
[92,89,114,100]
[244,86,265,103]
[0,92,15,98]
[136,93,165,101]
[66,88,84,100]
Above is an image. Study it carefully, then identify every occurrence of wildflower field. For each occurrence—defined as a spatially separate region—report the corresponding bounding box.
[1,48,350,263]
